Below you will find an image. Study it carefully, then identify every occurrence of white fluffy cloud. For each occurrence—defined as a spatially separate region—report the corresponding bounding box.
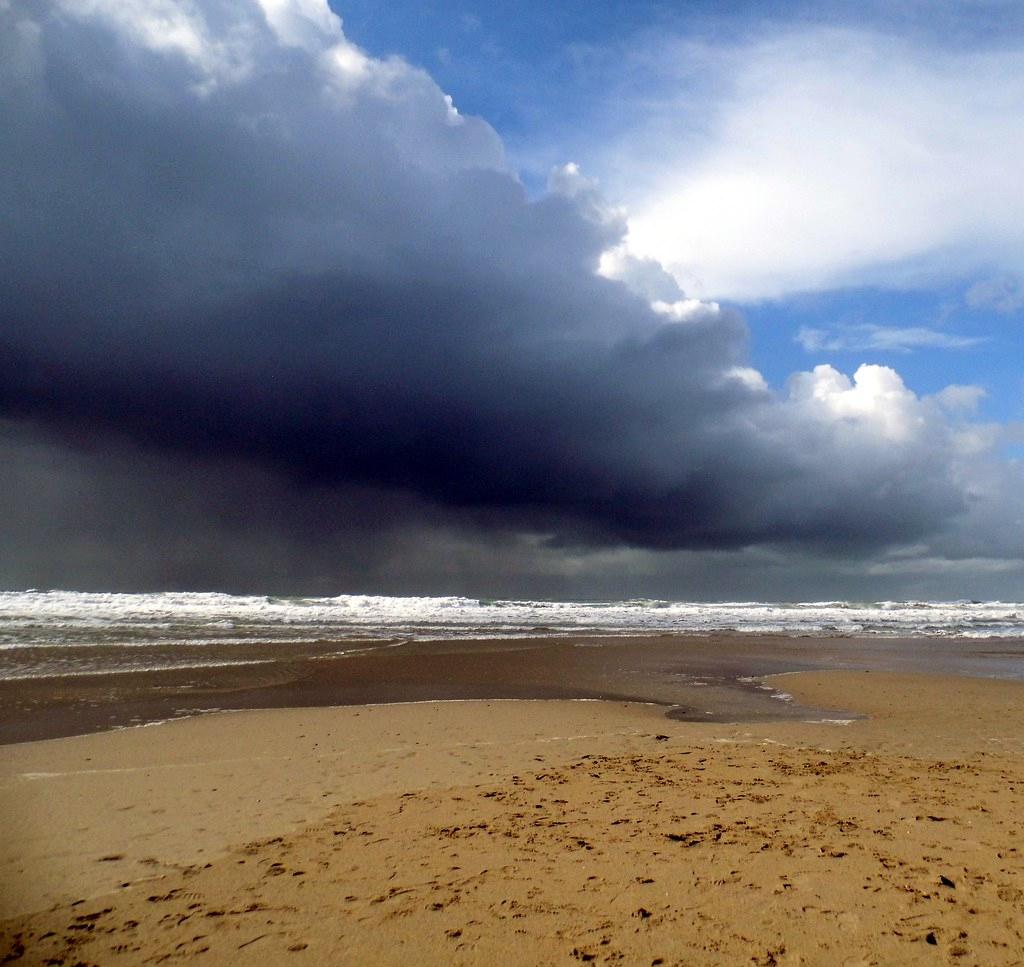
[605,28,1024,301]
[788,364,925,443]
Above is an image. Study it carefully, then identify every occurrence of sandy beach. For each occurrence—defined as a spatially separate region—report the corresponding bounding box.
[2,663,1024,965]
[7,0,1024,960]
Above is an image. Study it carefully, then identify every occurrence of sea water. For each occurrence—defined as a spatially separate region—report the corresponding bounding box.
[1,591,1022,680]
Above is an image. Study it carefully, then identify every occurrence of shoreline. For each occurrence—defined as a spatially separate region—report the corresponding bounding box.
[2,670,1024,963]
[3,632,1023,745]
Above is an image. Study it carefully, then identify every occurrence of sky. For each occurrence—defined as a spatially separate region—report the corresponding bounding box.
[1,0,1023,599]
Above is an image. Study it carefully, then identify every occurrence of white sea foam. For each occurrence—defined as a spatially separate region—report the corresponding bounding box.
[1,591,1022,680]
[0,657,279,682]
[2,592,1023,640]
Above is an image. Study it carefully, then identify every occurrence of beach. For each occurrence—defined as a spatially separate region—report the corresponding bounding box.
[8,0,1024,961]
[2,631,1024,965]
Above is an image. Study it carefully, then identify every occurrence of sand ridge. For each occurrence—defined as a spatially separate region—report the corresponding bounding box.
[2,673,1024,965]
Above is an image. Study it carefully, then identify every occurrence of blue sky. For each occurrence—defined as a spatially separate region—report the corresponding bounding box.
[337,0,1024,432]
[746,287,1024,429]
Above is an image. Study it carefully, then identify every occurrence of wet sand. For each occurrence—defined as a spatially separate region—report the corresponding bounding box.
[2,638,1024,964]
[3,632,1023,744]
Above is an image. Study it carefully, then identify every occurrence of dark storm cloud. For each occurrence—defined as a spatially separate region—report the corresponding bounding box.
[0,0,1011,592]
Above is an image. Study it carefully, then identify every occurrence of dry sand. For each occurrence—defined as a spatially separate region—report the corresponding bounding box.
[2,672,1024,965]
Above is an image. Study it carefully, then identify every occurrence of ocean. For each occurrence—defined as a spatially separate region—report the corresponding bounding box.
[2,591,1023,681]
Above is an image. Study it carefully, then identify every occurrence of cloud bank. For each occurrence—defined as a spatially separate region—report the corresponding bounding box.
[1,0,1021,594]
[607,27,1024,301]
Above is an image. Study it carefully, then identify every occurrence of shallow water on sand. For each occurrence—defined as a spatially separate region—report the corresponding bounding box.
[2,632,1023,744]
